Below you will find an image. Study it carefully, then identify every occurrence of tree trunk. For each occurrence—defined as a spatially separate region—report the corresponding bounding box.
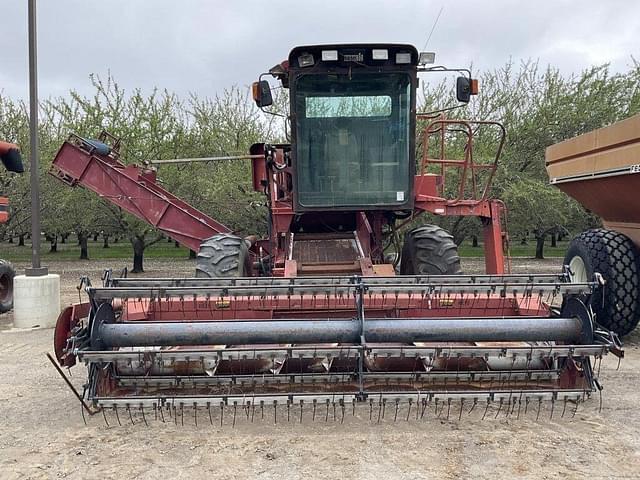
[550,232,557,248]
[8,236,13,244]
[131,237,145,273]
[49,234,58,253]
[189,249,196,259]
[93,233,99,242]
[18,234,25,246]
[535,234,545,260]
[471,235,479,248]
[103,234,110,248]
[79,232,89,260]
[60,233,68,244]
[174,240,180,248]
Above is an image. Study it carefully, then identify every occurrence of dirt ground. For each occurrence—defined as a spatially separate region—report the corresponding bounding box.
[0,258,638,480]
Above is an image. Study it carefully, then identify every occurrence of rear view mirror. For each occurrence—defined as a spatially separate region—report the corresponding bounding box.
[456,76,479,103]
[252,80,273,108]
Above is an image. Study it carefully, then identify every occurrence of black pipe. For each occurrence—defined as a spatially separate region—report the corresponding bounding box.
[94,316,585,348]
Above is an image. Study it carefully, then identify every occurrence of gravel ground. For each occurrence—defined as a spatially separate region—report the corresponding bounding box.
[0,258,638,479]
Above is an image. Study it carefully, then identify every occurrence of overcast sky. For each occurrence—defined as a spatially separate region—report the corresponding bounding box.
[1,0,638,101]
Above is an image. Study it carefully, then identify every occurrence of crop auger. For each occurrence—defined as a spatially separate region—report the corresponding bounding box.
[49,44,626,425]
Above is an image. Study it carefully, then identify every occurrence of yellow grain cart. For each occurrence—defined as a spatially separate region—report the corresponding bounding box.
[546,114,640,336]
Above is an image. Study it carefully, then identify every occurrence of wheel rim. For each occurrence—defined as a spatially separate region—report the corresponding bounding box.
[568,255,588,283]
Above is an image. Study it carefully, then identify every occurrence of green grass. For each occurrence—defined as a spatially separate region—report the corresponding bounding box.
[458,241,569,258]
[0,236,569,263]
[0,237,192,263]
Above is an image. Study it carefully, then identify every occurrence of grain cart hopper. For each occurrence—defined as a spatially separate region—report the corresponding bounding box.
[547,114,640,336]
[50,44,622,424]
[0,141,24,313]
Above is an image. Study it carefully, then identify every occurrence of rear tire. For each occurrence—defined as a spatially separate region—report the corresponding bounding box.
[400,225,462,275]
[564,228,640,336]
[0,260,16,313]
[195,234,250,278]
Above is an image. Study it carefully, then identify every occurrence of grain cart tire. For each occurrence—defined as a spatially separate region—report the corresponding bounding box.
[0,260,16,313]
[195,234,250,278]
[564,228,640,336]
[400,224,462,275]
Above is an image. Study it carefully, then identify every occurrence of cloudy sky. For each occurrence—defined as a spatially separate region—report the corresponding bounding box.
[1,0,638,100]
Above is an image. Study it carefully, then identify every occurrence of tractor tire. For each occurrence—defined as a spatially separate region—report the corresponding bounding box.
[195,233,250,278]
[0,260,16,314]
[400,225,462,275]
[564,228,640,336]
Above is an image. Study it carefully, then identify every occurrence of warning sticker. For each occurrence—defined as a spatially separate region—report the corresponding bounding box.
[396,191,405,201]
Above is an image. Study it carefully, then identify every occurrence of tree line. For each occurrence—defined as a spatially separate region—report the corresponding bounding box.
[1,59,639,270]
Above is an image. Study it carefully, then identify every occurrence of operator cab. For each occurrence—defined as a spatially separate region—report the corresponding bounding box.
[256,44,422,212]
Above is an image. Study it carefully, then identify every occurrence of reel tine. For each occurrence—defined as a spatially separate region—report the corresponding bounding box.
[524,397,530,416]
[550,396,555,420]
[287,401,290,423]
[233,403,237,429]
[516,398,522,420]
[102,407,110,427]
[181,404,184,427]
[536,398,542,421]
[159,404,166,423]
[312,401,317,422]
[458,399,464,421]
[299,400,304,424]
[207,403,213,425]
[561,397,568,418]
[572,398,580,418]
[468,398,478,415]
[127,405,134,425]
[420,399,428,420]
[194,404,198,427]
[406,399,413,422]
[140,405,148,427]
[174,405,178,426]
[81,403,87,426]
[394,399,399,422]
[324,400,329,423]
[274,401,278,425]
[220,403,224,427]
[482,399,490,420]
[446,398,451,421]
[340,400,345,424]
[114,405,122,426]
[494,398,503,419]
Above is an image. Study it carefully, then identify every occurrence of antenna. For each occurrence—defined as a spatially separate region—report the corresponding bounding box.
[422,5,444,51]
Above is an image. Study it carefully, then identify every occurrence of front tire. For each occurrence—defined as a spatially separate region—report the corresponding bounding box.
[564,228,640,336]
[400,225,462,275]
[0,260,16,313]
[195,234,250,278]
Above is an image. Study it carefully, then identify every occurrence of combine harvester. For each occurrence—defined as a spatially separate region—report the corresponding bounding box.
[49,44,626,425]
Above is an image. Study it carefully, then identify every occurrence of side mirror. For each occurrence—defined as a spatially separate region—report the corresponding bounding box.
[456,76,479,103]
[252,80,273,108]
